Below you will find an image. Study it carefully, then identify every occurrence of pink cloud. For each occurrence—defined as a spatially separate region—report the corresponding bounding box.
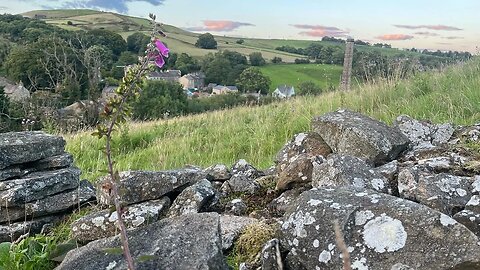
[443,36,464,40]
[394,24,462,31]
[291,24,349,37]
[414,31,439,37]
[377,34,414,41]
[187,20,254,32]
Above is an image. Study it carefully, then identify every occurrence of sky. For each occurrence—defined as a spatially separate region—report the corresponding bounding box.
[1,0,478,53]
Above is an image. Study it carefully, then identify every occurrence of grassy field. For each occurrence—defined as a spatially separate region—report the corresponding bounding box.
[260,63,343,90]
[64,58,480,181]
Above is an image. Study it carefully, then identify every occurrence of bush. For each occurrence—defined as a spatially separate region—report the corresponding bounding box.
[271,57,282,64]
[236,39,245,44]
[195,33,217,49]
[66,21,73,26]
[297,81,323,95]
[249,52,266,66]
[294,58,310,64]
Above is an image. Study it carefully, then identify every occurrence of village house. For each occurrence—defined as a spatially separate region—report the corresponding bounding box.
[178,72,206,90]
[211,85,239,95]
[146,70,181,82]
[0,77,30,102]
[272,85,295,99]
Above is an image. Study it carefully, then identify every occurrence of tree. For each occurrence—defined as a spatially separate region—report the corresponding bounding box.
[175,53,200,74]
[84,29,127,57]
[297,81,323,95]
[236,67,271,94]
[127,32,150,54]
[195,33,217,49]
[271,57,282,64]
[249,52,266,66]
[111,51,138,79]
[132,81,187,119]
[84,45,113,99]
[202,50,248,85]
[236,39,245,44]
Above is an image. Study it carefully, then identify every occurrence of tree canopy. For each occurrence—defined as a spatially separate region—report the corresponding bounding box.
[236,67,271,94]
[195,33,217,49]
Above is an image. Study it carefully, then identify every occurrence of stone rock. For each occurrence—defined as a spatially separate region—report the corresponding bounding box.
[417,156,453,172]
[225,198,248,216]
[312,154,391,194]
[0,215,63,242]
[262,166,277,176]
[0,180,95,223]
[458,124,480,143]
[372,160,399,182]
[0,166,23,182]
[97,168,207,205]
[453,210,480,238]
[72,197,170,242]
[58,213,228,270]
[0,153,74,181]
[280,187,480,270]
[394,115,454,149]
[465,195,480,212]
[0,167,81,207]
[255,175,277,189]
[220,215,257,251]
[205,164,231,181]
[221,161,262,195]
[398,167,474,215]
[276,154,324,191]
[275,132,331,172]
[268,188,306,217]
[472,176,480,194]
[0,131,66,169]
[167,179,215,217]
[312,109,409,165]
[260,239,284,270]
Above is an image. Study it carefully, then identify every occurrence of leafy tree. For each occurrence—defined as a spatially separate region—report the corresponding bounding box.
[271,57,282,64]
[127,32,150,54]
[175,53,200,74]
[195,33,217,49]
[236,39,245,44]
[249,52,266,66]
[236,67,271,94]
[132,81,187,119]
[297,81,323,95]
[84,45,113,98]
[84,29,127,57]
[202,50,247,85]
[111,51,138,79]
[204,56,232,85]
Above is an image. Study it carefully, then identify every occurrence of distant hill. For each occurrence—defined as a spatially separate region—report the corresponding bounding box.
[21,9,426,63]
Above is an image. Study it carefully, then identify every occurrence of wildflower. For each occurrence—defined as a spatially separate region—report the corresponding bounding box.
[150,39,169,68]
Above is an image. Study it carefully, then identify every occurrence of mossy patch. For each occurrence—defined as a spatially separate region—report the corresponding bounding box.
[230,222,278,266]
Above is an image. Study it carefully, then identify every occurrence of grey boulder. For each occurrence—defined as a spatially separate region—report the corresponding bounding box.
[167,179,215,217]
[394,115,454,149]
[220,215,257,251]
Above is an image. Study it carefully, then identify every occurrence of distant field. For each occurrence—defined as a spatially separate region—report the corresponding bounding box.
[260,64,343,90]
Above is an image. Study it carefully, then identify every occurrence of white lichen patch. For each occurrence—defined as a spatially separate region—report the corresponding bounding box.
[472,177,480,193]
[369,194,381,204]
[330,203,341,209]
[131,216,145,227]
[355,210,375,226]
[92,216,106,228]
[106,261,117,270]
[318,250,331,263]
[328,243,335,251]
[282,210,316,238]
[371,178,385,191]
[456,188,467,197]
[440,213,457,226]
[313,239,320,248]
[363,215,407,253]
[294,133,307,146]
[355,192,368,197]
[308,199,322,206]
[466,195,479,206]
[351,257,368,270]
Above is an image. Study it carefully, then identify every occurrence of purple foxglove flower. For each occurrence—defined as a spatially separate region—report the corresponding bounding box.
[155,55,165,68]
[155,40,169,57]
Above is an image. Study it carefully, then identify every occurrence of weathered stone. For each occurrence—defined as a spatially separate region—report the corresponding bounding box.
[0,131,66,169]
[225,198,248,216]
[255,175,277,189]
[220,215,257,251]
[312,109,409,165]
[0,166,23,181]
[205,164,231,181]
[472,176,480,195]
[372,160,399,182]
[280,187,480,270]
[0,153,73,182]
[0,167,81,207]
[394,115,454,149]
[398,167,474,215]
[261,239,284,270]
[417,156,453,172]
[167,179,215,217]
[72,197,170,242]
[97,168,206,205]
[275,132,331,173]
[220,160,263,195]
[312,154,391,194]
[276,154,324,191]
[465,195,480,212]
[269,188,306,216]
[0,215,62,242]
[0,180,95,224]
[58,213,228,270]
[453,210,480,238]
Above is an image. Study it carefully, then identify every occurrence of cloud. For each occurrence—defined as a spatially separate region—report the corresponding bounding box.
[291,24,349,37]
[443,36,464,40]
[414,31,439,37]
[394,24,462,31]
[32,0,166,13]
[376,34,414,41]
[186,20,254,32]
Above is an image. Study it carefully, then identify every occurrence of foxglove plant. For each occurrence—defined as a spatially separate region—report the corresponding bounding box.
[92,14,168,270]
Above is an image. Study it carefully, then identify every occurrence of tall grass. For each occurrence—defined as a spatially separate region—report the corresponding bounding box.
[65,58,480,181]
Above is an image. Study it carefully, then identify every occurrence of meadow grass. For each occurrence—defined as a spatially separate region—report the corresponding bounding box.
[65,58,480,182]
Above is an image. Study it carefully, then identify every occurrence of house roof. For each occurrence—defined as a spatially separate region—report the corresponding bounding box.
[183,72,206,80]
[148,70,181,78]
[213,85,238,91]
[275,85,295,96]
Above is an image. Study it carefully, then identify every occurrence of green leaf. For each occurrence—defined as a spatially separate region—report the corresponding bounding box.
[49,240,78,262]
[103,247,123,255]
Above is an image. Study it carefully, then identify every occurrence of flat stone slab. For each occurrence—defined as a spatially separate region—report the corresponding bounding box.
[0,131,65,169]
[0,214,63,242]
[220,215,257,251]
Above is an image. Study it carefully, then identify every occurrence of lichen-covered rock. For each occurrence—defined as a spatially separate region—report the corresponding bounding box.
[453,210,480,238]
[276,154,324,191]
[398,167,474,215]
[372,160,399,182]
[311,154,391,194]
[0,180,95,223]
[97,168,206,205]
[205,164,231,181]
[0,215,63,242]
[0,167,81,207]
[0,153,74,181]
[0,131,66,169]
[260,238,284,270]
[225,198,248,216]
[167,179,215,217]
[472,176,480,195]
[312,109,409,165]
[268,188,306,216]
[394,115,455,149]
[71,197,170,242]
[220,215,257,251]
[465,195,480,212]
[275,132,331,173]
[58,213,228,270]
[280,187,480,270]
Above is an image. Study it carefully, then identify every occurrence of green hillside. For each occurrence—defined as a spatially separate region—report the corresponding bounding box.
[64,58,480,181]
[22,9,426,63]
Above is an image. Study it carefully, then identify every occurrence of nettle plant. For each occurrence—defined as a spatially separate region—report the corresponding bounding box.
[92,14,168,270]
